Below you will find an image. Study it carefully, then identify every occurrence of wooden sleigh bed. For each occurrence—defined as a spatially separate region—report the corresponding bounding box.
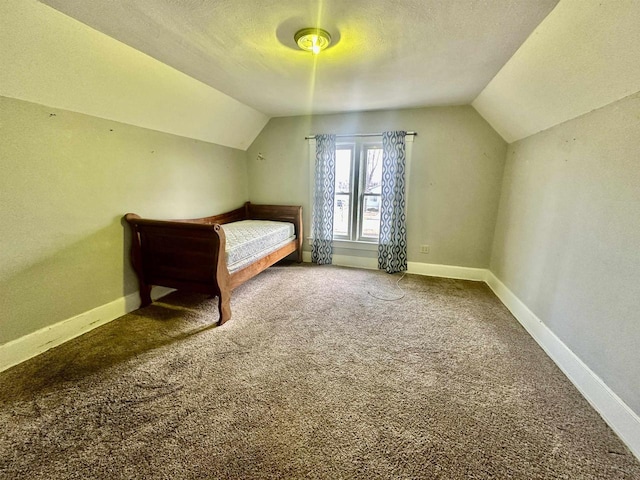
[124,202,303,325]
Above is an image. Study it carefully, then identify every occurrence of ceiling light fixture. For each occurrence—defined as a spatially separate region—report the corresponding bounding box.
[294,28,332,54]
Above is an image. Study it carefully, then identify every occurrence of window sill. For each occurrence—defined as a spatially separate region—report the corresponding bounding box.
[306,238,379,251]
[333,239,379,251]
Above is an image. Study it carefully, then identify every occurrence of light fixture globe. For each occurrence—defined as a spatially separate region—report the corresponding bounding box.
[295,28,332,54]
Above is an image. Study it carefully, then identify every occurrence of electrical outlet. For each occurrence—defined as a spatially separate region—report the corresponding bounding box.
[420,244,430,254]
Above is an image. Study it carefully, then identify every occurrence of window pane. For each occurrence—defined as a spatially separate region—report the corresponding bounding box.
[333,194,350,237]
[361,195,380,239]
[335,149,352,193]
[364,147,383,194]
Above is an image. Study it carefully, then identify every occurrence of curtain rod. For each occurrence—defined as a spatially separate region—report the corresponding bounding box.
[305,131,417,140]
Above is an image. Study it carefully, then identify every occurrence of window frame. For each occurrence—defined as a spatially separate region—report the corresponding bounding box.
[334,139,383,244]
[357,143,383,242]
[332,144,356,241]
[307,132,414,255]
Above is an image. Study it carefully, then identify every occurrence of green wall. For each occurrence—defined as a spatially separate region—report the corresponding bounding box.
[0,96,248,344]
[246,106,507,267]
[490,91,640,414]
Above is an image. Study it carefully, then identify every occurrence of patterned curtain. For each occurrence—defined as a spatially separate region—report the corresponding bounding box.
[378,131,408,273]
[311,134,336,265]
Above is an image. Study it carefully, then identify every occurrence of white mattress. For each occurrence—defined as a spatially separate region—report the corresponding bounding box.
[222,220,295,273]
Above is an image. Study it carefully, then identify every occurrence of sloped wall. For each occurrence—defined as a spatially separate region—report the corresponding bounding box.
[490,91,640,414]
[473,0,640,143]
[0,0,268,150]
[0,0,263,347]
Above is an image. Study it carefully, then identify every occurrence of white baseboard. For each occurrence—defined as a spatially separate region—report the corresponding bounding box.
[2,259,638,461]
[302,252,487,282]
[407,261,487,281]
[485,271,640,460]
[303,251,378,269]
[302,255,640,458]
[0,286,174,373]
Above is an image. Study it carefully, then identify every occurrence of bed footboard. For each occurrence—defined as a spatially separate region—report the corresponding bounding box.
[124,202,302,325]
[124,214,231,322]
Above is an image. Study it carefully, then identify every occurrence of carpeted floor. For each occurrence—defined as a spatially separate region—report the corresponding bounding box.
[1,263,638,479]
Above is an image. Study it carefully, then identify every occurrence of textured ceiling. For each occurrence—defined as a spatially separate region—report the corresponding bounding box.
[473,0,640,142]
[40,0,558,117]
[1,0,268,150]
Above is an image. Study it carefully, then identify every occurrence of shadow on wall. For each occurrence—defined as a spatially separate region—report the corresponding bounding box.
[121,214,135,299]
[1,218,137,345]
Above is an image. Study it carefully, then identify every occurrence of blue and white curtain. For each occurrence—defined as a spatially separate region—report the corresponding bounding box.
[311,134,336,265]
[378,131,408,273]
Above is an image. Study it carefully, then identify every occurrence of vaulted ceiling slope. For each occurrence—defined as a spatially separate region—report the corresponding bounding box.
[39,0,558,117]
[1,0,268,150]
[9,1,635,147]
[473,0,640,143]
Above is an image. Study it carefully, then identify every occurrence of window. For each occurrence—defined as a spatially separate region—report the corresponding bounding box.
[333,140,383,242]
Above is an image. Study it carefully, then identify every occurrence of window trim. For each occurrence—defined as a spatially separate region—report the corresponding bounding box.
[336,138,382,243]
[307,133,414,249]
[333,144,356,241]
[356,142,383,243]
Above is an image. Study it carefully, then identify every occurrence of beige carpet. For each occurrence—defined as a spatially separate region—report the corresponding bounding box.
[1,263,638,479]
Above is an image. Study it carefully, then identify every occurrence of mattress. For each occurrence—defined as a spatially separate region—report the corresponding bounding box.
[222,220,295,273]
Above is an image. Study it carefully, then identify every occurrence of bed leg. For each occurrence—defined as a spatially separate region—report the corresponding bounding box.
[217,289,232,325]
[139,283,152,307]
